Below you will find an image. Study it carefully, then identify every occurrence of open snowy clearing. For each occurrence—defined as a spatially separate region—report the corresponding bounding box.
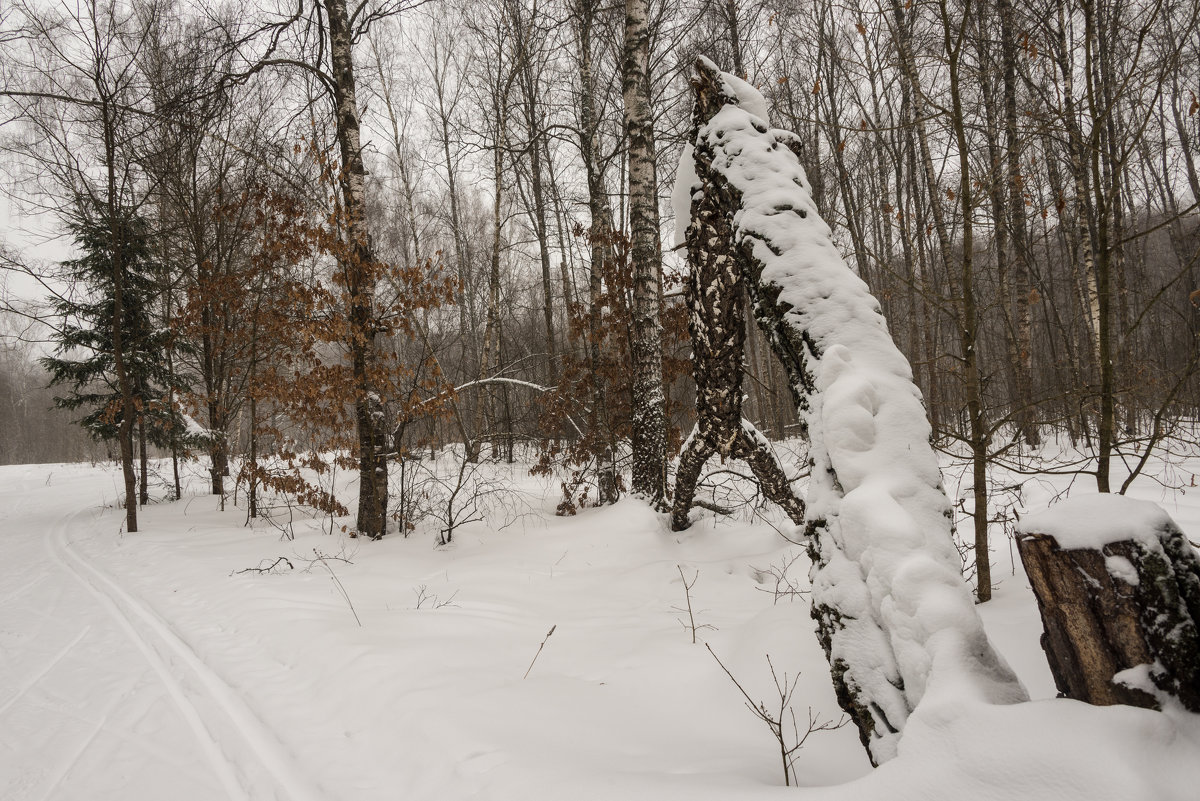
[2,451,1199,800]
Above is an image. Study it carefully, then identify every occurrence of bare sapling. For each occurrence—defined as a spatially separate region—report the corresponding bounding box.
[312,549,361,627]
[749,551,809,605]
[706,644,846,786]
[412,584,460,610]
[673,565,716,643]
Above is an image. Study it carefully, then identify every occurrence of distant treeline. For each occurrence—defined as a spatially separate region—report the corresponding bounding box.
[0,344,107,465]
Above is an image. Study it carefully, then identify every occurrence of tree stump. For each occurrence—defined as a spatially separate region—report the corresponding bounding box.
[1016,494,1200,712]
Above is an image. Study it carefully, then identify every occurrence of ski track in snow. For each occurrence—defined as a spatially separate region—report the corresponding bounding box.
[4,458,1200,800]
[2,506,218,796]
[46,510,324,801]
[0,468,320,801]
[0,626,91,720]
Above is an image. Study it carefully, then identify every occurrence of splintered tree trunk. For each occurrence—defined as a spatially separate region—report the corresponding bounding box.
[326,0,387,538]
[670,74,805,532]
[1016,497,1200,712]
[623,0,668,508]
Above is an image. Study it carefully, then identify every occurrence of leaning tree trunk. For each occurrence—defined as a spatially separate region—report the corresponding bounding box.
[690,58,1026,765]
[1016,494,1200,712]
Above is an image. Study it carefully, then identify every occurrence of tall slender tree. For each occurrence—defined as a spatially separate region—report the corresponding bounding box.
[622,0,668,507]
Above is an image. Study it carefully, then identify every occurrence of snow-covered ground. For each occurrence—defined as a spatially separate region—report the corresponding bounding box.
[2,446,1199,800]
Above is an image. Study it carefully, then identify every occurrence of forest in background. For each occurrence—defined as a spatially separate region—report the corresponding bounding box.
[0,0,1196,542]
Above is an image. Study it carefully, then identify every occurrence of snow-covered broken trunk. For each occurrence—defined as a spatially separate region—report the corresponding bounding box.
[689,59,1025,764]
[1016,495,1200,712]
[669,70,806,533]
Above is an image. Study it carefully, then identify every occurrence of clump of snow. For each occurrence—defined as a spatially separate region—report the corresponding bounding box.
[1113,662,1159,697]
[1016,493,1177,552]
[700,58,770,123]
[692,60,1026,762]
[182,412,221,445]
[670,143,700,250]
[1105,555,1141,586]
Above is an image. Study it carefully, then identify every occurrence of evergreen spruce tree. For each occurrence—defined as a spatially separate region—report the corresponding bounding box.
[42,202,187,488]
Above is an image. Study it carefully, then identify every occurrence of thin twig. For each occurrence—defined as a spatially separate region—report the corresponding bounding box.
[673,565,715,642]
[234,556,294,575]
[314,550,361,627]
[523,624,557,679]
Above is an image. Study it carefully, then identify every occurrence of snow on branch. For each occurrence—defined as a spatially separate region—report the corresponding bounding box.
[452,377,556,396]
[181,411,222,446]
[409,377,583,438]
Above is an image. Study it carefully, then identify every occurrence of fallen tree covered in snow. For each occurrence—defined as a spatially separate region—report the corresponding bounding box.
[684,58,1027,764]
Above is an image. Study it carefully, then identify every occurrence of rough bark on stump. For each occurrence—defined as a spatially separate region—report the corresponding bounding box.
[1017,511,1200,712]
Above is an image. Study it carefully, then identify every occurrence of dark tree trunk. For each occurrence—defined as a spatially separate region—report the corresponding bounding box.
[209,418,227,496]
[574,0,619,504]
[171,446,181,502]
[138,413,148,506]
[248,392,258,520]
[670,70,804,531]
[162,280,182,502]
[724,0,744,77]
[999,0,1039,447]
[325,0,387,538]
[101,95,138,533]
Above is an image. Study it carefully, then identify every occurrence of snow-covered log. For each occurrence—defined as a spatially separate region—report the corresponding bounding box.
[1016,495,1200,712]
[688,58,1026,764]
